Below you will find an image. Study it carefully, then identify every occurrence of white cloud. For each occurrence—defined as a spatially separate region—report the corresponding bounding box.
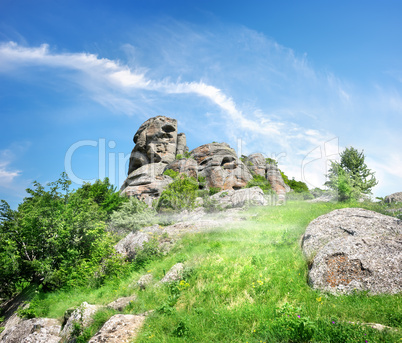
[0,149,21,188]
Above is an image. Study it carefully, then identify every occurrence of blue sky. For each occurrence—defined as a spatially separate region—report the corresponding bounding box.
[1,0,402,208]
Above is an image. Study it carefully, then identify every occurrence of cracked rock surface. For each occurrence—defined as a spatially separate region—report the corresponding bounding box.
[302,208,402,295]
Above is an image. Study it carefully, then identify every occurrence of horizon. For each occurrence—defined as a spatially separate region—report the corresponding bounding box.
[1,1,402,208]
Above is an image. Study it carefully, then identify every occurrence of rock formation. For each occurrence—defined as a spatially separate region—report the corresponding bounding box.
[302,208,402,295]
[190,143,253,190]
[384,191,402,204]
[120,116,291,205]
[211,187,268,209]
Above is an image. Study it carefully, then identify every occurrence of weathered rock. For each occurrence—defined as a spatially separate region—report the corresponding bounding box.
[114,225,174,260]
[384,191,402,204]
[302,208,402,260]
[165,158,198,179]
[107,295,137,312]
[191,143,252,190]
[136,273,153,290]
[211,187,267,209]
[159,263,184,284]
[308,236,402,295]
[128,116,178,174]
[120,163,173,206]
[176,132,188,156]
[302,208,402,295]
[246,153,266,177]
[60,302,100,341]
[88,314,147,343]
[0,318,61,343]
[266,164,287,202]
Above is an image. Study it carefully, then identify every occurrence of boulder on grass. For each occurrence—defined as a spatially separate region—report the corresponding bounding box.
[211,186,267,209]
[302,208,402,295]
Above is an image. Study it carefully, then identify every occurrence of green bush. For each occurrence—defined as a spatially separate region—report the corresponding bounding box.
[208,187,221,196]
[109,197,156,233]
[163,169,179,179]
[246,174,272,193]
[0,173,128,298]
[156,175,199,212]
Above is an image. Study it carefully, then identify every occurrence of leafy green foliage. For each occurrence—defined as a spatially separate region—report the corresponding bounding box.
[325,147,378,201]
[246,174,272,193]
[156,175,199,212]
[208,187,221,196]
[265,157,278,166]
[0,173,128,298]
[163,169,179,179]
[109,197,156,233]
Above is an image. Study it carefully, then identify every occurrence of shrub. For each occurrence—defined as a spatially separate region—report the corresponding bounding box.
[109,197,156,233]
[163,169,179,179]
[156,175,199,212]
[246,174,272,193]
[208,187,221,196]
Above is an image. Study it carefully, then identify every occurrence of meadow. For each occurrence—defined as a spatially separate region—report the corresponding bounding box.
[27,201,401,342]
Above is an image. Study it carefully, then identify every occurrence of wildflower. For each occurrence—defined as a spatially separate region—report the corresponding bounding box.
[332,321,335,324]
[297,315,300,318]
[316,297,322,302]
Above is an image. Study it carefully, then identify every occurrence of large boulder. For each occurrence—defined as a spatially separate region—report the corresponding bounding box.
[60,302,101,342]
[211,187,267,209]
[0,318,61,343]
[120,163,173,206]
[384,191,402,204]
[88,314,147,343]
[191,143,252,190]
[302,208,402,295]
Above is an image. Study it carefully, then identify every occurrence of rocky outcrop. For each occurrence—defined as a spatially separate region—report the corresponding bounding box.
[88,314,147,343]
[128,116,182,174]
[159,263,184,284]
[136,273,154,290]
[266,164,287,202]
[302,208,402,295]
[211,187,267,209]
[384,191,402,204]
[120,163,173,206]
[176,133,188,156]
[107,296,137,312]
[191,143,252,190]
[0,318,61,343]
[60,302,100,342]
[121,116,292,205]
[165,158,198,179]
[246,153,266,177]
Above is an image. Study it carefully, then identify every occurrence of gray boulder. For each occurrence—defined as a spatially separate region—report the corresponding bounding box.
[60,302,100,342]
[0,318,61,343]
[107,295,137,312]
[114,224,174,260]
[302,208,402,295]
[302,208,402,260]
[88,314,147,343]
[191,143,252,190]
[159,263,184,284]
[384,191,402,204]
[211,187,267,209]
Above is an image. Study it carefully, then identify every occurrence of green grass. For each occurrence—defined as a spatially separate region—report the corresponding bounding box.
[28,201,401,342]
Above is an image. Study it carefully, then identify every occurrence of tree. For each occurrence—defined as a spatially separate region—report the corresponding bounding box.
[325,147,378,201]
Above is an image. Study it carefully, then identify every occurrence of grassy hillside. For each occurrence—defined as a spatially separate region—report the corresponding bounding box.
[23,201,402,342]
